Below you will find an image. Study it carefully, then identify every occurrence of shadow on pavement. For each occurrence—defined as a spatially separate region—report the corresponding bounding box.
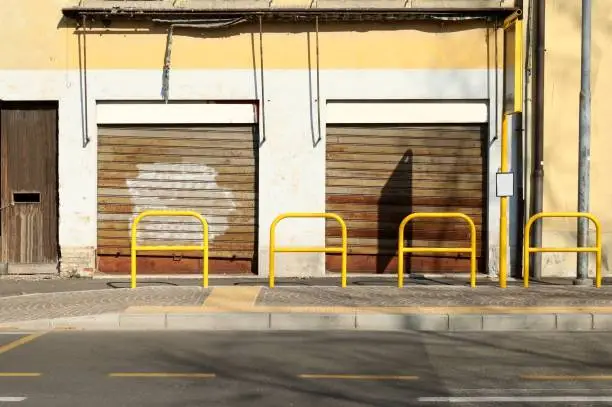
[155,331,448,407]
[106,281,180,289]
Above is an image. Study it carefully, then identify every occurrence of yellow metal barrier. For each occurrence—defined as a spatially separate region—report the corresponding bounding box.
[269,213,348,288]
[398,213,477,288]
[524,212,602,288]
[131,210,209,289]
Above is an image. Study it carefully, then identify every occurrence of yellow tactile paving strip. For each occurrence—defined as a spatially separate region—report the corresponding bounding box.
[202,287,261,309]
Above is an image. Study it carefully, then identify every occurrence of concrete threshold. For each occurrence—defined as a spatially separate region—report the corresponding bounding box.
[1,307,611,332]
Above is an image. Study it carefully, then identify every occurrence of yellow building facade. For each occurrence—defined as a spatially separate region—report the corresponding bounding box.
[538,0,612,277]
[8,0,583,281]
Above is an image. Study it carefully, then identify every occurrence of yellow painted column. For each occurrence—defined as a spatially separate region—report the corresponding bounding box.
[499,116,509,288]
[499,17,523,289]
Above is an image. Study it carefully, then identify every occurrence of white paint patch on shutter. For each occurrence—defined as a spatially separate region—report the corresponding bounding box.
[126,162,236,245]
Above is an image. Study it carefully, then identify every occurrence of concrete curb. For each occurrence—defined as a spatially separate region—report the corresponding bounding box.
[2,311,612,332]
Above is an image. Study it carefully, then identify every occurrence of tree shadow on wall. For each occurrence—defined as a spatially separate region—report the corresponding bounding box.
[376,150,413,274]
[375,134,483,276]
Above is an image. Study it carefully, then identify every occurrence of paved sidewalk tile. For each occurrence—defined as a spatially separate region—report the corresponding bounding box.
[257,286,612,308]
[1,285,612,326]
[0,287,208,322]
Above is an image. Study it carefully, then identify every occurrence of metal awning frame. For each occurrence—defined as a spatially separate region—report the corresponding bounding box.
[62,7,518,24]
[66,5,520,148]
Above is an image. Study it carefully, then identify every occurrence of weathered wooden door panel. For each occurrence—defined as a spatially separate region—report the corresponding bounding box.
[326,124,487,274]
[0,102,59,265]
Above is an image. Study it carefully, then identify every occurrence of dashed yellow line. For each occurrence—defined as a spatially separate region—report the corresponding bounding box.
[0,373,41,377]
[109,373,216,378]
[522,374,612,381]
[0,333,47,356]
[299,374,419,380]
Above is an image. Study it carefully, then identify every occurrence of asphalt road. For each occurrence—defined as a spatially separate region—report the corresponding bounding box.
[0,331,611,406]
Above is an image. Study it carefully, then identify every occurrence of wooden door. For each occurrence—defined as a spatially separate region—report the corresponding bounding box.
[0,102,58,268]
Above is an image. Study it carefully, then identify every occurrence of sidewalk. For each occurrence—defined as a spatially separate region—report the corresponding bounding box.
[2,277,612,331]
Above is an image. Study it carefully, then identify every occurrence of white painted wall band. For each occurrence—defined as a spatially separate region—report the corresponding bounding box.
[96,102,257,124]
[326,101,489,124]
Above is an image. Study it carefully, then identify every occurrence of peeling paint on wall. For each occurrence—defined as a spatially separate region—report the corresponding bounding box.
[126,162,236,244]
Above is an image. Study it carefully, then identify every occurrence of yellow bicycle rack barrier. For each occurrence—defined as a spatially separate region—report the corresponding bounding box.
[398,213,477,288]
[524,212,602,288]
[269,213,348,288]
[130,210,209,289]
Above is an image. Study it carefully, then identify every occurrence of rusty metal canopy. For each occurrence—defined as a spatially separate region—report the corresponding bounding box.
[62,0,519,22]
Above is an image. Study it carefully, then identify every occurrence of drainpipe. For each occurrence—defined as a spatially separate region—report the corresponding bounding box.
[530,0,545,280]
[576,0,592,284]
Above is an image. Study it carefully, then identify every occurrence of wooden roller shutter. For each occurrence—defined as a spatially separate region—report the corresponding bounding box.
[326,124,486,274]
[97,125,257,274]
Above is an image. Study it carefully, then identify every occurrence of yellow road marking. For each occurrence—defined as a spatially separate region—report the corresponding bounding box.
[0,333,46,356]
[202,287,261,309]
[522,375,612,381]
[299,374,419,380]
[109,373,216,378]
[0,373,41,377]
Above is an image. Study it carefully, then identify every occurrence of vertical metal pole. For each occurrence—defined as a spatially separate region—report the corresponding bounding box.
[340,218,347,288]
[259,16,267,144]
[315,16,322,145]
[81,15,90,146]
[531,0,545,281]
[499,115,509,288]
[500,15,523,288]
[203,221,209,289]
[576,0,592,284]
[398,218,406,288]
[269,217,276,288]
[131,216,139,289]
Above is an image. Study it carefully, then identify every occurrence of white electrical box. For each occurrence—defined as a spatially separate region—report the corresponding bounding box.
[496,172,515,198]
